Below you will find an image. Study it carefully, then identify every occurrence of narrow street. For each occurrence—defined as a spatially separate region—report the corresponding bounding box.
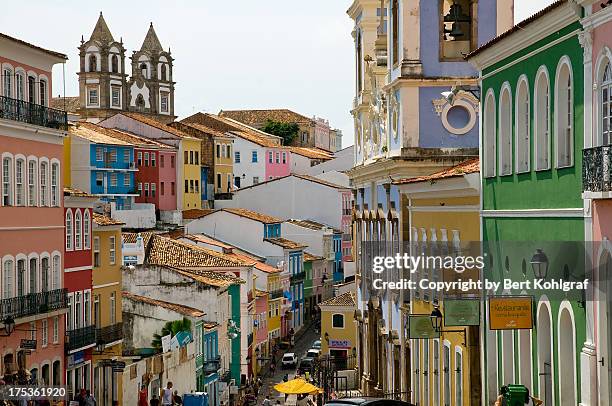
[258,324,321,404]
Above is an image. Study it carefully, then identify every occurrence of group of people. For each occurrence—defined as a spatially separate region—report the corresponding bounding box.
[138,382,182,406]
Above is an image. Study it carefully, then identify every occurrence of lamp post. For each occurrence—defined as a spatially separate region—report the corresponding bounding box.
[530,249,549,279]
[429,307,466,345]
[1,317,16,336]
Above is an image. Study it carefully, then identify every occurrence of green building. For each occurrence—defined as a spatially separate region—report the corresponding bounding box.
[467,2,586,404]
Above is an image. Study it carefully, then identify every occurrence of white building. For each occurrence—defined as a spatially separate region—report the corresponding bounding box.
[304,145,354,176]
[289,147,333,174]
[217,174,352,230]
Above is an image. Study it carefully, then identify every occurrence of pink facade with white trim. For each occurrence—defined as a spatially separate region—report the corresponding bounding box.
[264,147,291,181]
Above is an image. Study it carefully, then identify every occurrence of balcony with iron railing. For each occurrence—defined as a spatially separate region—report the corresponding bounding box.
[203,355,221,375]
[65,325,96,352]
[0,289,68,320]
[583,146,612,194]
[96,322,123,346]
[0,96,67,130]
[290,271,306,284]
[269,289,283,300]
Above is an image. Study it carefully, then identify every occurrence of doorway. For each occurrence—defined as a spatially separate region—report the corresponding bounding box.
[537,301,553,405]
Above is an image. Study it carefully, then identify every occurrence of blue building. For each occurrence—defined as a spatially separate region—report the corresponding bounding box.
[289,250,304,329]
[347,0,512,399]
[197,324,220,406]
[69,123,139,209]
[332,233,343,283]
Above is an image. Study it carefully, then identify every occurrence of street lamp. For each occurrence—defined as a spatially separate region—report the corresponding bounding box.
[430,307,443,332]
[530,249,549,279]
[1,317,15,336]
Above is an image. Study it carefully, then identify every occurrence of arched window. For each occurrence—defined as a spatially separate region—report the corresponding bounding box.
[29,257,37,294]
[52,255,60,290]
[51,162,59,206]
[2,258,14,299]
[65,210,73,251]
[3,68,12,97]
[499,84,512,175]
[16,259,26,296]
[140,63,148,79]
[2,156,13,206]
[483,91,496,177]
[74,210,82,250]
[15,158,25,206]
[16,72,25,101]
[89,55,97,72]
[556,58,573,168]
[39,79,47,106]
[535,67,550,170]
[161,64,167,81]
[602,62,612,145]
[41,257,49,292]
[356,32,363,93]
[83,210,91,249]
[28,159,37,206]
[455,347,463,405]
[40,161,48,206]
[111,55,119,73]
[516,77,530,173]
[136,94,145,111]
[392,0,399,65]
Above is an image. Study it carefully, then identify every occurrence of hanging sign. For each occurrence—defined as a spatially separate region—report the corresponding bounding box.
[409,315,440,339]
[444,299,480,326]
[489,296,533,330]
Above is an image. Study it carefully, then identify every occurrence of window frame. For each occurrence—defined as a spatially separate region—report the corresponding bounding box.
[554,56,574,169]
[74,209,82,250]
[498,83,513,176]
[515,75,531,173]
[66,209,73,251]
[483,90,496,178]
[534,65,551,171]
[331,313,345,329]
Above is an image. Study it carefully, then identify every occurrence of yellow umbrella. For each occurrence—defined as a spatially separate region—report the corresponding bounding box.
[273,377,322,395]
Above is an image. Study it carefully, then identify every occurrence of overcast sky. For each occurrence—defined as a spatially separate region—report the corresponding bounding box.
[0,1,555,147]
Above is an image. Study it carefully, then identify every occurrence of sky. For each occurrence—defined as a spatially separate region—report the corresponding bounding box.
[0,1,556,147]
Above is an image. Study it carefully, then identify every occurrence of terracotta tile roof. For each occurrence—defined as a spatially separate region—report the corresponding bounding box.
[264,237,307,250]
[64,187,95,198]
[51,96,80,113]
[120,112,196,140]
[183,234,234,250]
[290,147,334,160]
[183,209,216,220]
[182,112,243,133]
[228,253,280,274]
[146,234,249,268]
[122,291,206,318]
[182,113,281,146]
[202,322,218,330]
[229,130,281,148]
[467,0,568,60]
[70,123,133,146]
[77,122,174,149]
[319,291,356,307]
[122,232,155,248]
[172,267,244,288]
[286,219,340,233]
[171,122,232,139]
[0,32,67,60]
[304,252,324,262]
[219,109,312,125]
[393,158,479,185]
[161,228,185,239]
[92,212,124,226]
[223,208,282,224]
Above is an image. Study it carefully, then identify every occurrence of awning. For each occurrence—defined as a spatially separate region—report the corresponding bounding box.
[274,378,322,395]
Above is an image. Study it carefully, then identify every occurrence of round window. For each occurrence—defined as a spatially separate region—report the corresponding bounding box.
[440,99,477,135]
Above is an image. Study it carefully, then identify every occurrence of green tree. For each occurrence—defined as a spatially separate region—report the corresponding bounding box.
[151,317,192,352]
[261,120,300,146]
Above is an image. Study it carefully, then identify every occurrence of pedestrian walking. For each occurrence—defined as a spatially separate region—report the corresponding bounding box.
[262,395,271,406]
[138,385,148,406]
[161,382,173,406]
[149,395,160,406]
[173,390,182,405]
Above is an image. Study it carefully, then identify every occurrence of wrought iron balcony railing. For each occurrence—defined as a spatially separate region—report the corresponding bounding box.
[0,96,68,130]
[203,355,221,375]
[0,288,68,320]
[65,324,96,352]
[219,370,232,383]
[269,289,283,300]
[583,146,612,192]
[96,322,123,346]
[290,271,306,284]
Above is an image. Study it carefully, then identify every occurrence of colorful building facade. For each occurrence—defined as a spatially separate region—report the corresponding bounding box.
[467,3,586,404]
[0,32,68,386]
[319,292,357,359]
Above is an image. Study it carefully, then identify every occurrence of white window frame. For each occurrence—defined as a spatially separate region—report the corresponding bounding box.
[535,66,551,171]
[93,237,100,267]
[600,59,612,146]
[483,90,496,177]
[27,158,37,206]
[455,346,463,405]
[443,340,451,406]
[74,209,82,250]
[331,313,345,329]
[554,56,574,168]
[41,319,48,347]
[111,85,121,108]
[87,86,99,107]
[66,209,73,251]
[53,316,59,344]
[40,160,48,206]
[515,75,531,173]
[96,147,103,161]
[498,82,513,176]
[110,173,117,187]
[52,254,60,290]
[2,155,13,206]
[15,157,25,206]
[51,161,59,207]
[83,210,91,250]
[123,173,130,187]
[109,236,116,265]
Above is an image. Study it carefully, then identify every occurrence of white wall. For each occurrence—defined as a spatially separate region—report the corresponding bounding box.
[313,171,349,187]
[230,176,345,229]
[289,153,312,174]
[122,342,196,405]
[184,211,285,260]
[281,222,328,257]
[70,135,92,193]
[232,137,265,188]
[304,145,354,176]
[111,202,156,229]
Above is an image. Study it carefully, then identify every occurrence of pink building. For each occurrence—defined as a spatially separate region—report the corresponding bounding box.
[581,3,612,404]
[0,33,68,385]
[264,147,291,181]
[254,290,268,373]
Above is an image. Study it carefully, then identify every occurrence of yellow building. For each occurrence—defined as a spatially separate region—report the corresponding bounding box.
[92,213,125,406]
[395,159,480,406]
[267,272,282,341]
[319,292,357,360]
[178,137,203,210]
